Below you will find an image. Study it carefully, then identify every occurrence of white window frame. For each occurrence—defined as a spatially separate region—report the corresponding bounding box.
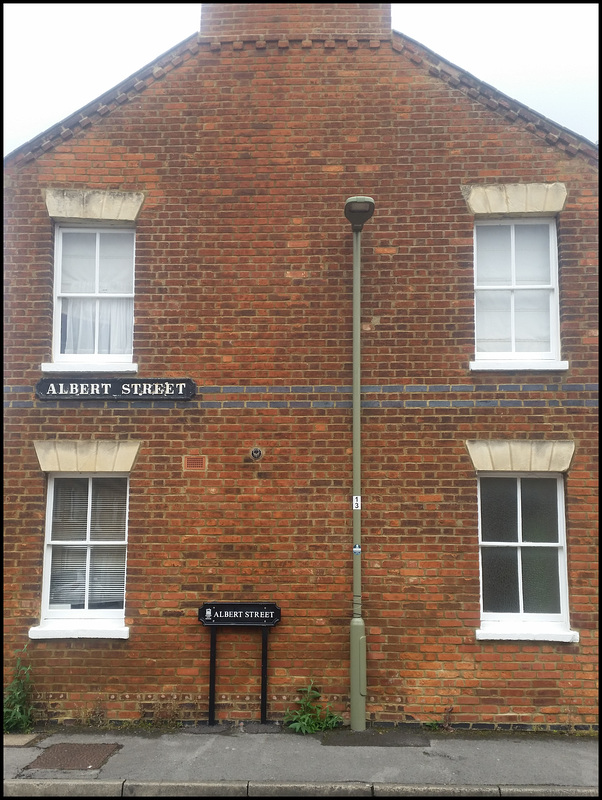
[470,218,568,371]
[476,472,578,642]
[43,226,137,374]
[29,473,130,639]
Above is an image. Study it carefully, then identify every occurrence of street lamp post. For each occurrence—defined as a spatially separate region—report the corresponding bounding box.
[344,196,375,732]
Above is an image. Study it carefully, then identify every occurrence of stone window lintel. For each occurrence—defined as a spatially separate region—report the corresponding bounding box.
[44,189,145,222]
[461,182,567,217]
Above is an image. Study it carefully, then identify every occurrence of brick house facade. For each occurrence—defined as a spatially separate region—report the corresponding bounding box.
[4,3,598,730]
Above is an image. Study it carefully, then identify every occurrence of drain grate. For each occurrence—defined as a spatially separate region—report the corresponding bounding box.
[26,742,121,770]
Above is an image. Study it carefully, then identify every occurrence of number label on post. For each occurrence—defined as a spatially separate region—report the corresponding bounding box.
[352,496,361,510]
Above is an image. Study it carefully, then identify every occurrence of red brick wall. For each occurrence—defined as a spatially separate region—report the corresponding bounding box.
[3,24,598,729]
[201,3,391,38]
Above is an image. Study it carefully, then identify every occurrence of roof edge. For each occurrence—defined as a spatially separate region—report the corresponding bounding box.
[3,32,200,165]
[391,30,598,163]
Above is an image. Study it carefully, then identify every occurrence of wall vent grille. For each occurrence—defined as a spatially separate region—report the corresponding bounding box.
[183,455,207,471]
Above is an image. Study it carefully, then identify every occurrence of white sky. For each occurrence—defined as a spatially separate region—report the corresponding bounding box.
[3,3,599,157]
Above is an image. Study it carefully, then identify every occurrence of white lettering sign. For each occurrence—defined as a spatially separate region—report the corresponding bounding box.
[36,379,195,401]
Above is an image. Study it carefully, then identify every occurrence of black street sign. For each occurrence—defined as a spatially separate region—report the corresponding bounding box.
[199,603,281,725]
[35,378,196,401]
[199,602,281,627]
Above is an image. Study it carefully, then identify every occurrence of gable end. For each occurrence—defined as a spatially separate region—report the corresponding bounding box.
[4,26,597,170]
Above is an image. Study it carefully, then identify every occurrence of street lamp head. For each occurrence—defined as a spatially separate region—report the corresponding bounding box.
[345,196,375,231]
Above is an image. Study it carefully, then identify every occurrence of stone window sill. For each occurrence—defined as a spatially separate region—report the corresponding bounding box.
[29,620,129,639]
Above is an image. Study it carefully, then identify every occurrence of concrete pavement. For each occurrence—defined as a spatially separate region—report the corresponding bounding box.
[4,723,598,797]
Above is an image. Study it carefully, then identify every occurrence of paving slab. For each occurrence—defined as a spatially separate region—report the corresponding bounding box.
[3,780,124,797]
[499,788,599,797]
[4,733,40,747]
[247,781,373,796]
[373,788,500,797]
[122,781,248,797]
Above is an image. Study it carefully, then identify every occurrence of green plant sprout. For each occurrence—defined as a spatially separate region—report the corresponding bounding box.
[284,681,343,734]
[4,645,34,733]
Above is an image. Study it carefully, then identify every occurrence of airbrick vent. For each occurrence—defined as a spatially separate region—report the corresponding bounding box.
[183,455,207,471]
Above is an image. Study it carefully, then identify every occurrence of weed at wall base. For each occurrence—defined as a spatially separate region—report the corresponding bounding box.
[284,681,343,734]
[3,645,34,733]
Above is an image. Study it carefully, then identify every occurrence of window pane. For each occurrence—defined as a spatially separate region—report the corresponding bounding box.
[97,299,133,355]
[521,478,558,542]
[480,478,518,542]
[476,226,511,285]
[515,290,550,352]
[51,478,88,541]
[476,291,511,352]
[98,233,134,294]
[60,298,96,355]
[482,547,520,612]
[89,546,126,609]
[522,547,561,613]
[91,478,128,541]
[515,225,550,284]
[49,546,86,608]
[61,232,96,293]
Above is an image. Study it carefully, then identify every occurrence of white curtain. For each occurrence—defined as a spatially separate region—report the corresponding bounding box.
[514,290,550,352]
[98,298,133,354]
[62,297,133,355]
[60,230,134,356]
[61,298,95,354]
[475,291,511,352]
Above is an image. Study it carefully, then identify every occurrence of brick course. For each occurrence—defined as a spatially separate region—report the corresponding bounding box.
[3,4,598,729]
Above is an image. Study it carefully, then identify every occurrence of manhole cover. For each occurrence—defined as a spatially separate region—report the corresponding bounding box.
[26,742,121,770]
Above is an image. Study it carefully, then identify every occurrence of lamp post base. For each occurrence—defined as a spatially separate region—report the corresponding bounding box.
[350,616,367,731]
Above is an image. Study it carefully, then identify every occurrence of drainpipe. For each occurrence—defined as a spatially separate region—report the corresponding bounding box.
[344,196,375,732]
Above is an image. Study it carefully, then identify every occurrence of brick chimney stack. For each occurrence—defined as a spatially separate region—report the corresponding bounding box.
[200,3,391,39]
